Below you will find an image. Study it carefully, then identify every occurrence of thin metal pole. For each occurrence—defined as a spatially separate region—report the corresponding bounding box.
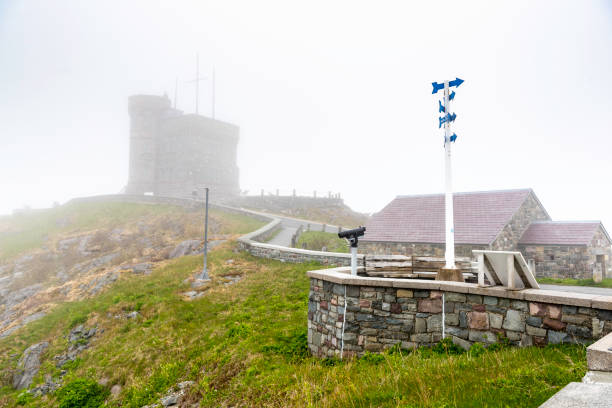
[195,53,200,114]
[212,65,215,119]
[201,187,210,280]
[174,77,178,109]
[444,81,456,269]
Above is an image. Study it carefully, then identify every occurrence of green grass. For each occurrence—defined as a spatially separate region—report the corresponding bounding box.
[537,277,612,288]
[296,231,349,253]
[0,243,586,407]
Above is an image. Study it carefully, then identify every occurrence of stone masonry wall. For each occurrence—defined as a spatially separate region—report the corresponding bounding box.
[490,191,550,250]
[308,272,612,358]
[519,244,594,280]
[358,242,487,258]
[589,226,612,278]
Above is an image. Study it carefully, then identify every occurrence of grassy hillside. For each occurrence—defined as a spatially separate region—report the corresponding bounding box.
[296,231,349,253]
[0,243,587,407]
[0,202,264,261]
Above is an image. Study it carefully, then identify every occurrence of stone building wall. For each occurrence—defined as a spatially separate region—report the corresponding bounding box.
[519,245,593,279]
[588,226,612,278]
[126,94,240,200]
[358,242,487,258]
[307,269,612,358]
[519,226,612,279]
[490,191,550,250]
[157,115,239,200]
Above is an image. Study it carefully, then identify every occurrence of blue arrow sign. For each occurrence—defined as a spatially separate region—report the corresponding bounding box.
[449,77,464,88]
[432,82,444,94]
[439,100,445,113]
[438,113,457,128]
[450,133,457,142]
[449,91,455,101]
[432,78,464,94]
[439,115,448,128]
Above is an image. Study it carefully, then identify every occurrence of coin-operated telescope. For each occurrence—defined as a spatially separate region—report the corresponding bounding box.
[338,226,366,275]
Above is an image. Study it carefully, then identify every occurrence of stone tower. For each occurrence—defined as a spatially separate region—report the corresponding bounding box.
[126,94,172,195]
[125,94,240,199]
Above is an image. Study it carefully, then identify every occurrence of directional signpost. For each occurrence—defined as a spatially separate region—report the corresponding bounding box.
[432,77,464,281]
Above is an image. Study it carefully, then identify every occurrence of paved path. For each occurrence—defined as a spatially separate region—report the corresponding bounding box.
[250,210,340,247]
[540,284,612,296]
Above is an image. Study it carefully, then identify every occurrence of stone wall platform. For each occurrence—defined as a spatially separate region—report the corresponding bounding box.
[307,267,612,358]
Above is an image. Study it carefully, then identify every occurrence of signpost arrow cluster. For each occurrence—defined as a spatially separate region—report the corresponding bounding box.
[432,77,464,275]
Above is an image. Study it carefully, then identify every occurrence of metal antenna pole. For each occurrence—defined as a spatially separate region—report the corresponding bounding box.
[174,77,178,109]
[201,187,210,280]
[195,54,200,114]
[443,81,456,269]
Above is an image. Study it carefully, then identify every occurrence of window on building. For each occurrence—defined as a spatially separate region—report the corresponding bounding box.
[549,255,555,261]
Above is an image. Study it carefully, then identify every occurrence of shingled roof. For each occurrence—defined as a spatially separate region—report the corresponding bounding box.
[518,221,610,246]
[363,189,546,245]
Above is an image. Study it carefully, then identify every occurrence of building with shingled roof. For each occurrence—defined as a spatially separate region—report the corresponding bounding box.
[361,189,611,279]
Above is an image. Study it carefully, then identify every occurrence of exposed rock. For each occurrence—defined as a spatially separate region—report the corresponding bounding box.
[131,263,153,275]
[127,311,140,319]
[191,279,210,289]
[181,291,205,301]
[28,373,63,396]
[111,384,122,396]
[223,275,242,286]
[169,240,201,259]
[58,237,79,251]
[12,341,49,389]
[78,235,94,255]
[161,393,181,406]
[55,326,97,367]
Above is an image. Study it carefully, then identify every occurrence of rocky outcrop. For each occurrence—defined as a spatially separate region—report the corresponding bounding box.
[12,341,49,389]
[54,325,98,368]
[169,240,202,259]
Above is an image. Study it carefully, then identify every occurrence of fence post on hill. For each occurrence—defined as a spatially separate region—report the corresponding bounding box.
[198,187,211,281]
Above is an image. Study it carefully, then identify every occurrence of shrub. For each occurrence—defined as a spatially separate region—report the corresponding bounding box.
[16,391,32,406]
[469,342,486,357]
[55,378,108,408]
[432,337,465,355]
[359,352,385,364]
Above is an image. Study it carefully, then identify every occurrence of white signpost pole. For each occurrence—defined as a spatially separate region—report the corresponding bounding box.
[443,81,456,270]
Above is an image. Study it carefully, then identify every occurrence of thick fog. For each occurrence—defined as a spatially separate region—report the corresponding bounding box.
[1,1,611,226]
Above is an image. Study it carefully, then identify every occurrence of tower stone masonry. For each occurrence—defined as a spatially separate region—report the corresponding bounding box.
[126,94,239,199]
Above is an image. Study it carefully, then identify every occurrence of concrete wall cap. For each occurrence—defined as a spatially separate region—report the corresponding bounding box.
[592,296,612,311]
[587,332,612,371]
[522,289,593,307]
[468,285,525,300]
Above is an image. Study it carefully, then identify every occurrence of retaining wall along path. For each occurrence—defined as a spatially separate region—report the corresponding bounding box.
[307,267,612,358]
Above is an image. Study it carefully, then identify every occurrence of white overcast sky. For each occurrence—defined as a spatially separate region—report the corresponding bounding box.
[1,1,611,227]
